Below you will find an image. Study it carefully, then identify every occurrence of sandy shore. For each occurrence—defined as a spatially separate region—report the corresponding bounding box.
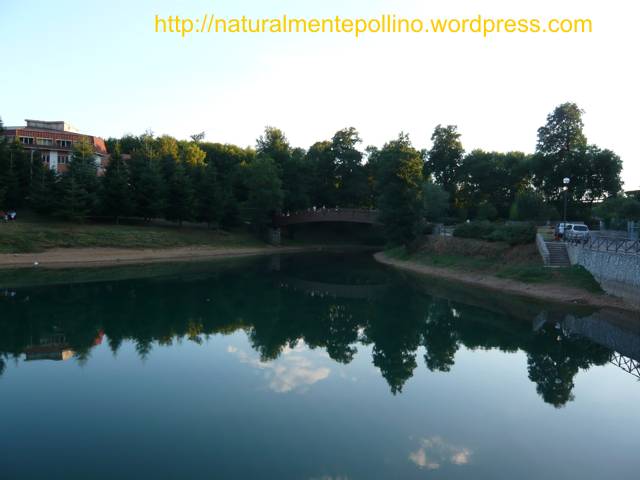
[374,252,638,313]
[0,245,328,269]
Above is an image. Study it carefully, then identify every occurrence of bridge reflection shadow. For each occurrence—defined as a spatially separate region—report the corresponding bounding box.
[277,276,389,300]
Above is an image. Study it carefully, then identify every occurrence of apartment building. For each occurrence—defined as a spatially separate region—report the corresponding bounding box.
[1,119,108,173]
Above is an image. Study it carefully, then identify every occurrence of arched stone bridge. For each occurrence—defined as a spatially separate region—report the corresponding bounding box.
[274,208,381,227]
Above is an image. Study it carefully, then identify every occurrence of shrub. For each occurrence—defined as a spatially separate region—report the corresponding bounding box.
[453,221,535,246]
[488,223,536,245]
[453,221,496,240]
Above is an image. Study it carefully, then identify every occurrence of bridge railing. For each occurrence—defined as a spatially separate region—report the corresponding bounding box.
[581,236,640,255]
[275,208,380,226]
[610,352,640,379]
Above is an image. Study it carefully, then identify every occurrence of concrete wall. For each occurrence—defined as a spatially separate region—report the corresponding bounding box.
[536,234,550,265]
[567,244,640,307]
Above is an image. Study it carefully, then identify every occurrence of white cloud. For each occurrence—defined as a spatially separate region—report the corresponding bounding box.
[409,436,473,470]
[228,340,331,393]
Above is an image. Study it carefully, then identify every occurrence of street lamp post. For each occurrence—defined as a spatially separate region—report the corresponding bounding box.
[563,177,570,225]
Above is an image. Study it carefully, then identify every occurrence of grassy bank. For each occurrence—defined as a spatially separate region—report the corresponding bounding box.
[386,236,602,294]
[0,216,263,253]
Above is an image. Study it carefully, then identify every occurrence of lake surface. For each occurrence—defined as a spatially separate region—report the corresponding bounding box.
[1,252,640,480]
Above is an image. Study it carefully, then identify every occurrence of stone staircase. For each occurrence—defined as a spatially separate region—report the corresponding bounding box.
[545,241,571,267]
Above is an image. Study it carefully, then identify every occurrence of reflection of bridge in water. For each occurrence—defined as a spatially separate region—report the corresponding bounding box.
[536,311,640,379]
[278,276,389,300]
[610,353,640,379]
[274,208,381,226]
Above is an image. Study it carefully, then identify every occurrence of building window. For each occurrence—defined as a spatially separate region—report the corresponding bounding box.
[55,139,72,148]
[58,155,70,164]
[36,138,54,146]
[19,136,34,145]
[41,153,50,164]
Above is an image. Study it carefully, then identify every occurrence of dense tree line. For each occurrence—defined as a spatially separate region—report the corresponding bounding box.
[0,103,627,245]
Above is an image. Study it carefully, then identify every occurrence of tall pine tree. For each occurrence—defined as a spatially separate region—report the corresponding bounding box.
[195,161,222,228]
[100,143,131,223]
[56,139,99,221]
[165,162,194,226]
[129,136,165,221]
[30,157,57,215]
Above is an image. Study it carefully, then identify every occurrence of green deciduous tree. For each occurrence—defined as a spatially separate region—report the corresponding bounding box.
[422,180,449,222]
[179,140,206,167]
[331,127,368,207]
[458,150,531,218]
[582,146,623,203]
[376,133,424,246]
[106,134,142,155]
[307,140,337,207]
[510,190,547,221]
[425,125,463,200]
[256,126,313,212]
[281,147,312,211]
[593,195,640,225]
[536,102,587,158]
[245,156,283,231]
[256,126,291,166]
[532,103,622,207]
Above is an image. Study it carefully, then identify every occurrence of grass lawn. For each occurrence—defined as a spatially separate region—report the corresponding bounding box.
[0,216,264,253]
[385,244,603,294]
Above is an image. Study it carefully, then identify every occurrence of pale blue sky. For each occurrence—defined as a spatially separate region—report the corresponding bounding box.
[1,0,637,187]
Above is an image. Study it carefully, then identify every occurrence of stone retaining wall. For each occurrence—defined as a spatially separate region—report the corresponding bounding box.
[567,245,640,307]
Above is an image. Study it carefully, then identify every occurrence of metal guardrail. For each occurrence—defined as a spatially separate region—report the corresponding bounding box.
[582,236,640,255]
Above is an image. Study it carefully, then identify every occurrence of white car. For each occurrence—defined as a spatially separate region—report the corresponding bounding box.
[564,224,590,242]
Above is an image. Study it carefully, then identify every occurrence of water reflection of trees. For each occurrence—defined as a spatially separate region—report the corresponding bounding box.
[0,264,617,407]
[527,326,611,407]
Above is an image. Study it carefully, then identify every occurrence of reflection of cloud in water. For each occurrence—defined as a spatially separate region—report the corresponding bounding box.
[227,341,330,393]
[409,436,472,470]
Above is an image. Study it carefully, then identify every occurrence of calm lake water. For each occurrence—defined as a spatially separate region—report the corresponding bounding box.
[1,252,640,480]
